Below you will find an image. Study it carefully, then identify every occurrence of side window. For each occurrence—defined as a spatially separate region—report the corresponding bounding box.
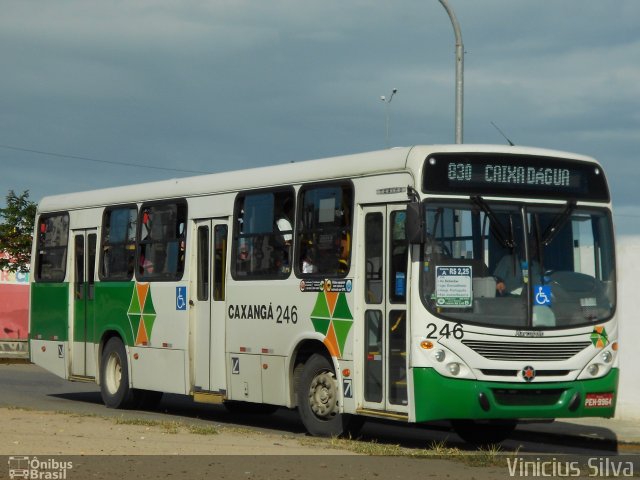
[35,213,70,282]
[389,211,407,303]
[137,201,187,281]
[297,183,353,276]
[196,226,209,301]
[100,206,137,281]
[233,189,294,279]
[365,213,383,304]
[213,225,228,300]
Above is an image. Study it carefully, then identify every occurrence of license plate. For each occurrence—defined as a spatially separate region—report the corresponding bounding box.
[584,392,614,408]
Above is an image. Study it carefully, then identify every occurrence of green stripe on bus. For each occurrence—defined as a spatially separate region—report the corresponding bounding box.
[413,367,619,422]
[30,283,70,341]
[93,282,137,346]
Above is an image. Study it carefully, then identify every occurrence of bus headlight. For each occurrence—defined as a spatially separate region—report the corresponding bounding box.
[447,362,461,376]
[415,341,475,380]
[578,343,617,380]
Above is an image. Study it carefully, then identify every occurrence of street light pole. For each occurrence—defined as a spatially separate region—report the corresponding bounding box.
[380,88,398,148]
[438,0,464,144]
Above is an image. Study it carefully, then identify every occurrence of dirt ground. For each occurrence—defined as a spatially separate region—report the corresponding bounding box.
[0,407,509,480]
[1,407,342,455]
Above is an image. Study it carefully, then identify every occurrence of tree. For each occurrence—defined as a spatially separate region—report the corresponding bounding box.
[0,190,37,273]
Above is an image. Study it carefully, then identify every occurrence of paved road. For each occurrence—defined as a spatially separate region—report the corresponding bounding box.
[0,363,634,456]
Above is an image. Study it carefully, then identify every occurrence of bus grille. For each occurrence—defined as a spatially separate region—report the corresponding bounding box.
[492,388,565,406]
[461,340,591,361]
[480,369,570,378]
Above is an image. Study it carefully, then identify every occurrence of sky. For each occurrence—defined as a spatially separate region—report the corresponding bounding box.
[1,0,639,234]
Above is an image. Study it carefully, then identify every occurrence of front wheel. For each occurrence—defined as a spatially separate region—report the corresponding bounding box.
[100,337,137,409]
[297,353,354,437]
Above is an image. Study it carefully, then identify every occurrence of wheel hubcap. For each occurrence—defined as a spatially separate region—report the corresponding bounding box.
[105,352,122,395]
[308,371,338,419]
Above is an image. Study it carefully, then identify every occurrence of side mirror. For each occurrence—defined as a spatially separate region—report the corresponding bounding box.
[406,202,425,244]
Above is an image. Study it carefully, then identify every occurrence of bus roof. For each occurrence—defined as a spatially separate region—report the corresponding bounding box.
[37,144,598,213]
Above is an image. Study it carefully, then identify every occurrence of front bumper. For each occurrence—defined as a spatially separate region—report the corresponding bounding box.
[413,367,618,422]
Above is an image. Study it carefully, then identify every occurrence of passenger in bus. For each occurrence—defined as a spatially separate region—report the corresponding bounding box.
[337,231,351,274]
[494,247,542,296]
[274,200,293,273]
[301,243,317,274]
[140,255,154,275]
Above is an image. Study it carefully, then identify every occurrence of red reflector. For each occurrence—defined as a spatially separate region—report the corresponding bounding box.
[240,347,246,352]
[585,392,614,408]
[261,348,269,354]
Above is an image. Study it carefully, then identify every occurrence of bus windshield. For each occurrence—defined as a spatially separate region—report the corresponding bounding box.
[420,200,616,329]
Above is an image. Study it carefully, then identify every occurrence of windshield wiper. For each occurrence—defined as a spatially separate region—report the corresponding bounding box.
[541,200,576,246]
[471,195,515,249]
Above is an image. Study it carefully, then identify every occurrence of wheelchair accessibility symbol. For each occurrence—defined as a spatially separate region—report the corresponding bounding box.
[176,286,187,310]
[534,285,551,306]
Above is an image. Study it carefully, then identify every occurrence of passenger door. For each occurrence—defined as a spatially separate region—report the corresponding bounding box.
[71,229,97,377]
[361,206,408,414]
[193,219,229,393]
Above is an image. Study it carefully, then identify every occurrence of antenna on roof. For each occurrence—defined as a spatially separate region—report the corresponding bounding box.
[490,121,515,146]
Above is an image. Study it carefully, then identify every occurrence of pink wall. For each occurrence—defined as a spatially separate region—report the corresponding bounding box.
[0,269,29,340]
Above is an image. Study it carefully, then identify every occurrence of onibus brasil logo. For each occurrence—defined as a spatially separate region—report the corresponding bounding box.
[310,287,354,358]
[8,456,73,479]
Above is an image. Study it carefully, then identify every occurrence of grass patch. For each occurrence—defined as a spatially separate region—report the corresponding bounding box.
[299,434,509,467]
[161,421,181,434]
[113,416,226,436]
[4,406,35,412]
[188,424,219,435]
[114,417,162,427]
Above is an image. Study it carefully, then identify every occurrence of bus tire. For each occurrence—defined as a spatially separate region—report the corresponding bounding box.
[297,353,349,437]
[100,337,136,409]
[451,419,517,446]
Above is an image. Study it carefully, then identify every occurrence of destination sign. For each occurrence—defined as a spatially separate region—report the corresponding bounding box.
[422,153,610,201]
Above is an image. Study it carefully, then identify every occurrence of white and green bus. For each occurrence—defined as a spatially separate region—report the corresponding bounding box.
[29,145,618,443]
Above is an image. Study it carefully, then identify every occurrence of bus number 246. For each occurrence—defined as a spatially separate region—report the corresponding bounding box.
[426,322,464,340]
[276,305,298,325]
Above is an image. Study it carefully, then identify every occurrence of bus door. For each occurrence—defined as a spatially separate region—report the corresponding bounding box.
[361,205,408,414]
[193,219,229,393]
[71,229,97,377]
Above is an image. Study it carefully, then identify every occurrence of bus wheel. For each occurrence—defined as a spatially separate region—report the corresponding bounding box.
[100,337,136,409]
[451,419,517,446]
[297,353,347,437]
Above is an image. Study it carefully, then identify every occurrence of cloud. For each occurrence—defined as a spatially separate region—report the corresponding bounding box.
[0,0,637,226]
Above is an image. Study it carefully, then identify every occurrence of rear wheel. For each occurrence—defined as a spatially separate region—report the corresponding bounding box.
[100,337,137,409]
[451,419,518,446]
[297,353,356,437]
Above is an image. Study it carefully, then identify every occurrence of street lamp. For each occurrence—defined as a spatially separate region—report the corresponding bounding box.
[380,88,398,148]
[438,0,464,144]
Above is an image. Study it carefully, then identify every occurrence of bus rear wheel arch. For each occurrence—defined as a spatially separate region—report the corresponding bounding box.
[296,353,363,437]
[99,336,164,411]
[100,336,137,409]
